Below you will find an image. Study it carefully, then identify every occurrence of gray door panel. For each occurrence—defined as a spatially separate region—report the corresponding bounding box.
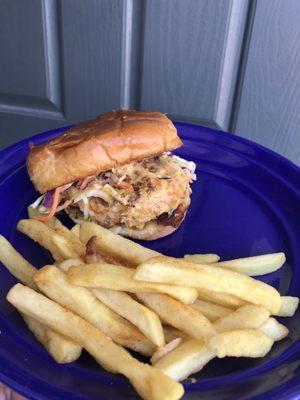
[0,0,299,165]
[0,0,125,148]
[234,0,300,165]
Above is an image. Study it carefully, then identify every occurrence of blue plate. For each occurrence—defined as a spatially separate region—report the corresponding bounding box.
[0,122,299,400]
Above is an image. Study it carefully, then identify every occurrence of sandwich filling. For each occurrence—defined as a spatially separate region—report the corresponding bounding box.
[30,153,196,231]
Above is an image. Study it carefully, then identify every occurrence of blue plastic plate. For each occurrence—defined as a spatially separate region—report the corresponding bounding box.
[0,122,299,400]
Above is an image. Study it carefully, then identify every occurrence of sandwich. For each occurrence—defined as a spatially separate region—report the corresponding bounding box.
[27,109,196,240]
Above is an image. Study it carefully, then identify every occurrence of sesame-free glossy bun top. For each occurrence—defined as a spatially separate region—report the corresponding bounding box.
[27,109,182,193]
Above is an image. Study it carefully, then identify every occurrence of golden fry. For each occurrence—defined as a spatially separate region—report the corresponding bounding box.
[150,338,182,364]
[58,258,84,272]
[276,296,299,317]
[208,329,273,358]
[154,339,214,381]
[70,224,81,238]
[34,265,155,356]
[93,288,165,347]
[137,292,215,344]
[17,219,77,262]
[21,313,82,363]
[155,313,284,381]
[7,284,184,400]
[213,305,270,333]
[214,253,286,276]
[183,254,220,264]
[0,235,82,362]
[45,217,85,258]
[191,299,231,322]
[135,256,281,314]
[163,326,188,343]
[259,317,289,341]
[197,289,246,309]
[0,235,37,289]
[80,222,160,267]
[67,263,198,304]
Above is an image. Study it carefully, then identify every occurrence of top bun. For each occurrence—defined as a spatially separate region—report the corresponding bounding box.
[27,109,182,193]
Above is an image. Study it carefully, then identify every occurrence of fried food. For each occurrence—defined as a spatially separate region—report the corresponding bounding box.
[215,253,285,276]
[134,256,281,314]
[7,284,184,400]
[34,265,155,356]
[93,288,165,347]
[137,292,215,344]
[67,263,198,304]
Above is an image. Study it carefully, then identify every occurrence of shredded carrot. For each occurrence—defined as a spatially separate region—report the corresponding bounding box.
[79,175,94,190]
[117,181,134,190]
[150,178,161,186]
[34,187,61,222]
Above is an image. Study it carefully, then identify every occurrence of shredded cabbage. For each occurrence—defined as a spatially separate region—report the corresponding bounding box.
[103,184,128,205]
[56,199,73,212]
[172,155,197,181]
[73,194,90,220]
[83,187,112,204]
[29,194,45,209]
[29,182,73,212]
[60,182,73,192]
[29,153,196,222]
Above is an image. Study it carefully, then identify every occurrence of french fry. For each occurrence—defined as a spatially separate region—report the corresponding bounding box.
[51,234,82,261]
[45,217,85,258]
[70,224,81,238]
[163,326,188,343]
[214,253,286,276]
[60,258,169,352]
[60,258,165,347]
[155,308,274,380]
[213,305,270,333]
[80,222,160,267]
[85,235,122,264]
[0,235,37,290]
[134,257,281,314]
[183,254,220,264]
[0,236,82,363]
[34,265,155,356]
[155,313,283,381]
[7,284,184,400]
[67,263,198,304]
[208,330,274,358]
[197,289,246,309]
[93,288,165,347]
[137,292,215,344]
[191,299,231,322]
[150,338,182,364]
[21,314,82,363]
[154,339,214,381]
[58,258,84,271]
[259,317,289,341]
[17,219,77,262]
[275,296,299,317]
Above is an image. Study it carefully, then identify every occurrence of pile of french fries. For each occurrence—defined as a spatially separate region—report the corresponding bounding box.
[0,218,298,400]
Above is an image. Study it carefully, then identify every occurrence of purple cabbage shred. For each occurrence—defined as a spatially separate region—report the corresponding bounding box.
[42,191,54,208]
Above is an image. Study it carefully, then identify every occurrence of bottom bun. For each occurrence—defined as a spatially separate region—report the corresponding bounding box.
[109,221,179,241]
[65,200,188,241]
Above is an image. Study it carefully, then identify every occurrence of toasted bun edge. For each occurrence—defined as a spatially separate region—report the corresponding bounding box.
[27,110,182,193]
